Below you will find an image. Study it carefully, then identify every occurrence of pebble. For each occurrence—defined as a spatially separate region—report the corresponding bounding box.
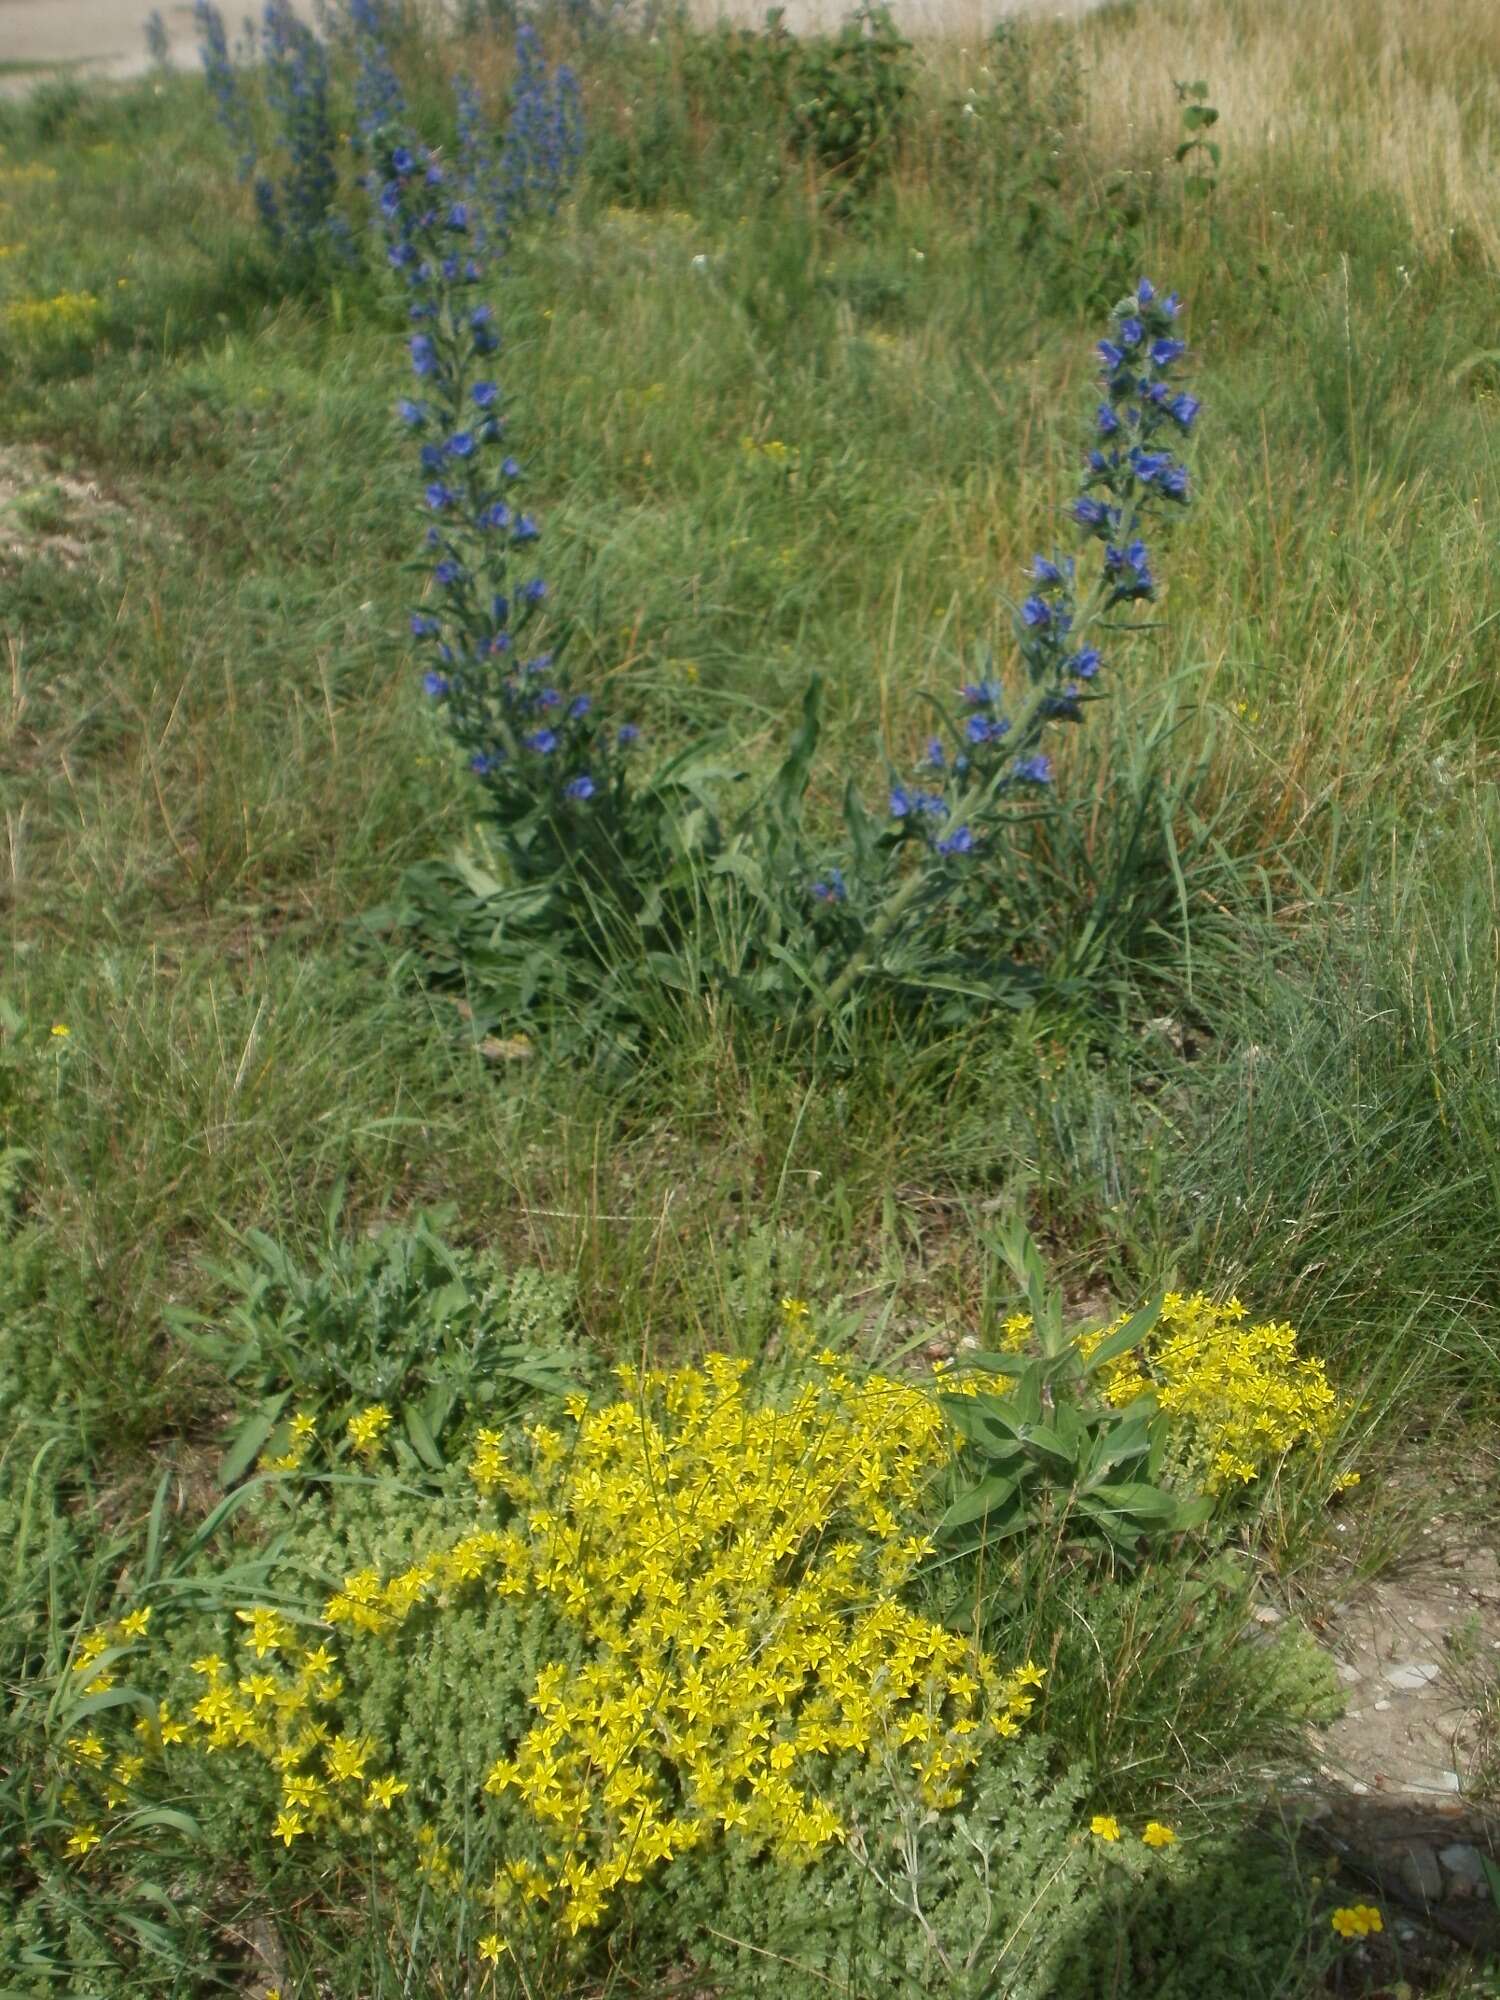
[1385,1662,1441,1691]
[1405,1770,1462,1795]
[1335,1661,1361,1685]
[1373,1699,1391,1712]
[1400,1847,1445,1903]
[1439,1842,1488,1885]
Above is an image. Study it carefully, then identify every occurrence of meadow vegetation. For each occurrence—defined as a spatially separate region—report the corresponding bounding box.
[1,0,1498,1992]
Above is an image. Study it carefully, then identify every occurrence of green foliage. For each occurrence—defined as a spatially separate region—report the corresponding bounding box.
[173,1198,581,1480]
[4,8,1500,1993]
[938,1222,1212,1562]
[1172,80,1221,203]
[787,2,914,210]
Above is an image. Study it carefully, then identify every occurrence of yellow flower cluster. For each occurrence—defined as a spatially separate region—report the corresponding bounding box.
[998,1293,1341,1489]
[3,290,101,341]
[327,1352,1043,1946]
[740,435,800,469]
[1330,1903,1383,1938]
[62,1350,1043,1957]
[59,1594,413,1865]
[1089,1814,1177,1847]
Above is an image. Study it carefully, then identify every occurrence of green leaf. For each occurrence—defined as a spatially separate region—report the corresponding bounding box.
[771,676,823,828]
[1083,1294,1164,1373]
[955,1349,1030,1378]
[403,1402,445,1471]
[938,1473,1019,1534]
[217,1394,290,1488]
[1016,1422,1079,1473]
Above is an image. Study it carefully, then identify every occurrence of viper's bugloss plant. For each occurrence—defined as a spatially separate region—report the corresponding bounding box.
[393,278,1202,1045]
[193,0,256,180]
[143,9,171,69]
[452,31,584,261]
[379,138,631,825]
[255,0,347,263]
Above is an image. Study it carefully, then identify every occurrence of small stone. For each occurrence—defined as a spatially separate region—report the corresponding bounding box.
[1374,1699,1391,1712]
[1386,1662,1441,1691]
[1252,1604,1283,1626]
[1439,1842,1489,1885]
[1404,1770,1463,1796]
[1335,1661,1362,1685]
[1400,1847,1445,1903]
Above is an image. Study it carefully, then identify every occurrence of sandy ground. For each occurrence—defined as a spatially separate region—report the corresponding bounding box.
[0,0,1102,94]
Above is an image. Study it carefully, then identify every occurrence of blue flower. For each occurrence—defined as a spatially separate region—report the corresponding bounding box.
[966,714,1011,746]
[525,729,558,753]
[961,680,1002,707]
[501,456,521,479]
[410,613,439,637]
[388,242,415,269]
[1068,647,1102,680]
[1104,539,1153,598]
[1097,339,1125,371]
[1072,496,1110,531]
[472,381,499,409]
[435,559,462,585]
[470,752,497,775]
[420,444,446,473]
[426,482,455,510]
[811,868,847,903]
[1097,404,1121,436]
[1151,337,1187,367]
[1136,277,1156,305]
[481,502,512,531]
[1021,596,1053,629]
[1118,315,1144,348]
[446,202,470,231]
[916,792,949,818]
[1161,465,1190,501]
[537,688,561,709]
[513,515,540,543]
[568,695,592,720]
[889,785,913,818]
[398,398,426,427]
[1129,449,1173,485]
[392,145,415,174]
[1031,555,1069,588]
[423,671,449,698]
[564,773,595,800]
[1170,393,1200,430]
[1013,754,1052,784]
[447,431,477,458]
[410,333,436,376]
[521,579,547,603]
[617,723,641,745]
[936,825,974,855]
[924,736,946,769]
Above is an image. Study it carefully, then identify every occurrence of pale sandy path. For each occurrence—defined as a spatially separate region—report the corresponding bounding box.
[1,0,1103,95]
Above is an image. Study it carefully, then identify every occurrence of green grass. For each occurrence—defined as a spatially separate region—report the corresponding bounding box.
[1,4,1498,1992]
